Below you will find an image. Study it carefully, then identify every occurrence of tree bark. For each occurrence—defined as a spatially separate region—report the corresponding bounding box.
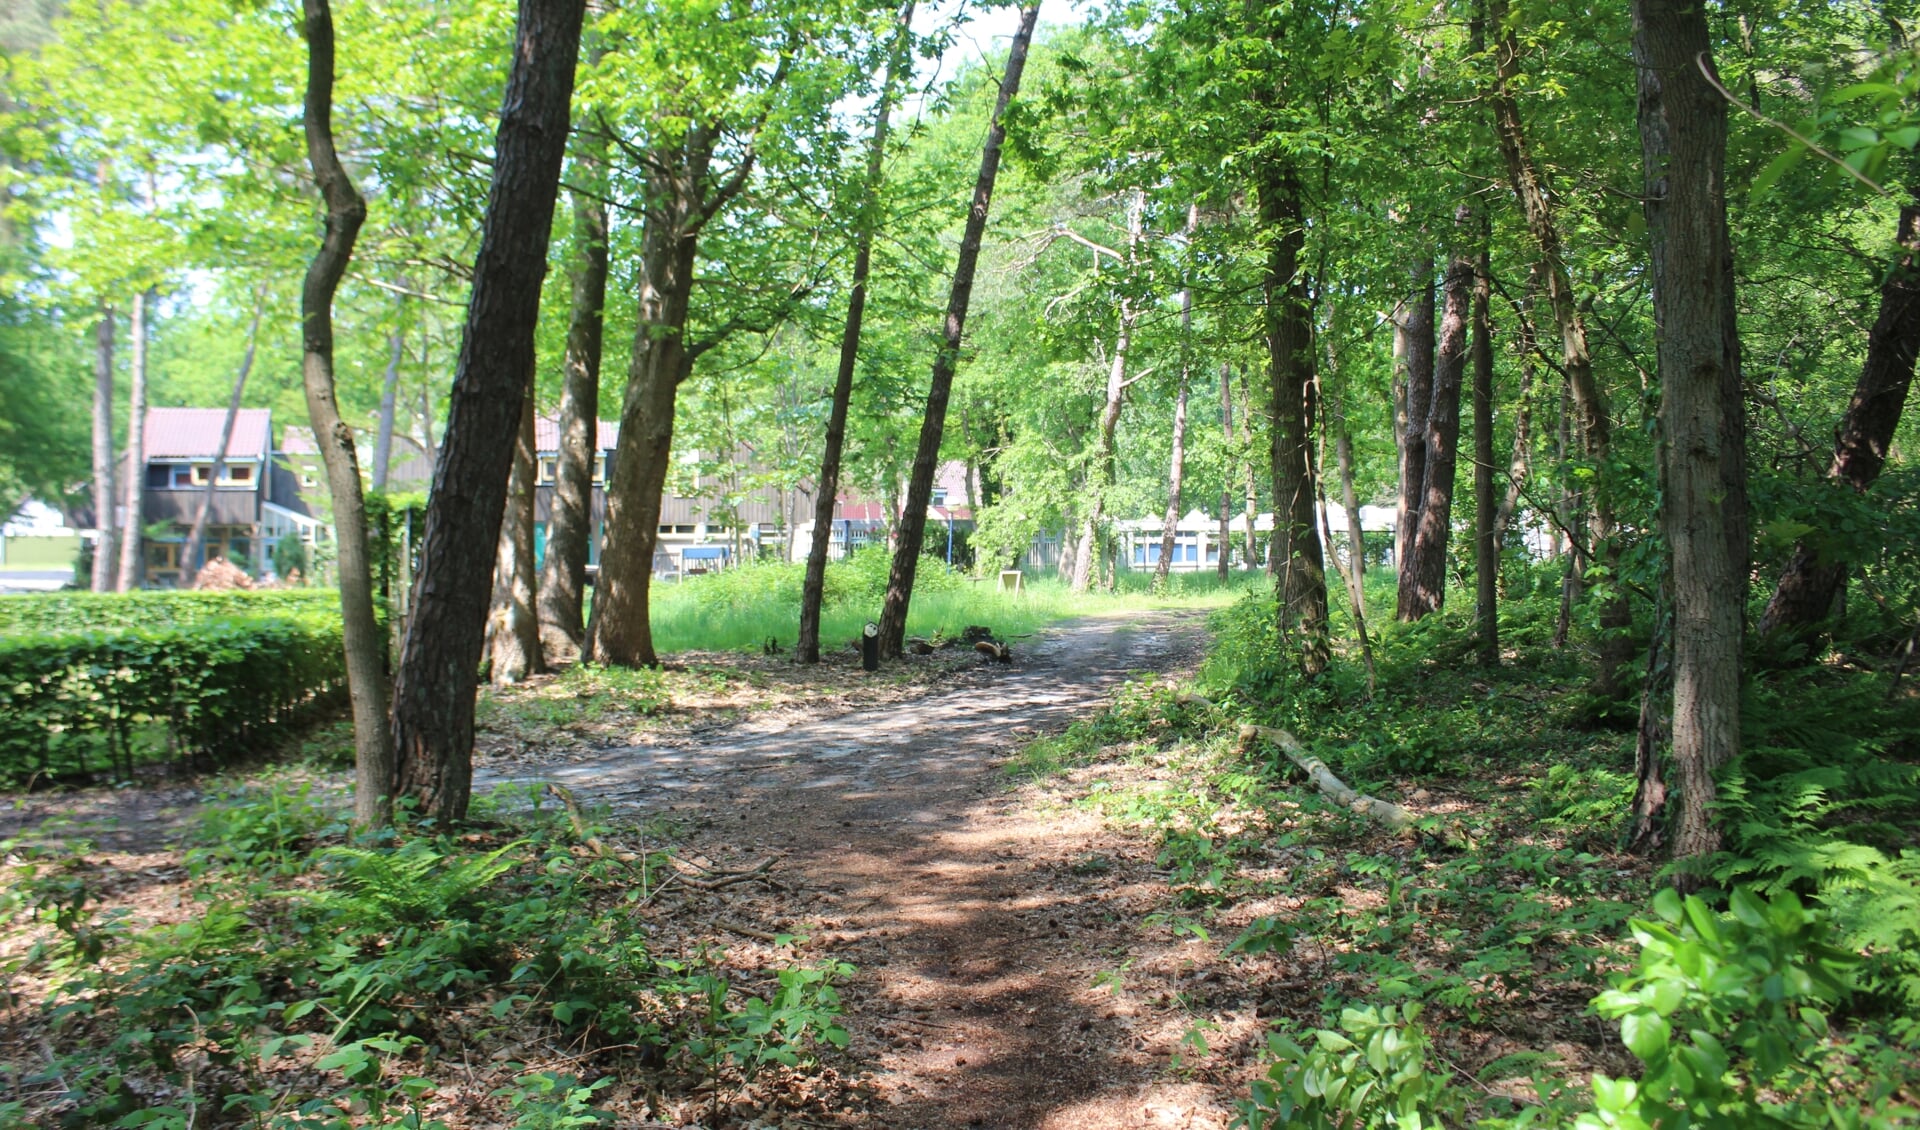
[1398,246,1469,622]
[1261,166,1329,674]
[1493,266,1540,555]
[1632,0,1743,865]
[1073,189,1146,596]
[1472,243,1499,664]
[1393,262,1435,581]
[799,1,912,664]
[1490,0,1630,698]
[488,383,543,685]
[1154,202,1200,591]
[876,3,1040,657]
[392,0,584,822]
[371,322,403,492]
[585,126,715,668]
[183,291,264,580]
[116,288,150,592]
[300,0,394,829]
[1757,202,1920,642]
[536,127,609,666]
[90,305,115,593]
[1218,363,1233,580]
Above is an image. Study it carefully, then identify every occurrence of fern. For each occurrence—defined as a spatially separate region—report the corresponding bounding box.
[306,839,526,928]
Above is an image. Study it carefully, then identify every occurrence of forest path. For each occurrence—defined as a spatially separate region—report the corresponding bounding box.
[479,607,1237,1129]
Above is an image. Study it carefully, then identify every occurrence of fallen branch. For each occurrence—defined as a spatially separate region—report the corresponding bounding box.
[1236,724,1415,834]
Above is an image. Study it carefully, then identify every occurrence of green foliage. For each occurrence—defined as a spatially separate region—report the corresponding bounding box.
[0,612,346,785]
[1240,1002,1465,1130]
[4,781,858,1125]
[0,589,340,636]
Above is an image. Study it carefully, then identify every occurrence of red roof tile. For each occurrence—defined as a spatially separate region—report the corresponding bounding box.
[144,407,272,460]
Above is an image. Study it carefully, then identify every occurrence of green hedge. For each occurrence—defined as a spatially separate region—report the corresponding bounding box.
[0,590,341,637]
[0,614,346,787]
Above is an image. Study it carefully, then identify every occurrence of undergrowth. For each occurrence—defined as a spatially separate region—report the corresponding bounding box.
[1018,564,1920,1127]
[0,780,853,1128]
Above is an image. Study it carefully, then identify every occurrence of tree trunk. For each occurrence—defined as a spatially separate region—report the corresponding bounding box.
[1491,0,1630,698]
[1493,266,1540,555]
[116,288,150,592]
[1632,0,1743,865]
[90,305,115,593]
[1398,246,1469,622]
[1472,243,1499,664]
[1241,369,1259,570]
[1330,375,1368,623]
[1758,202,1920,642]
[1317,362,1376,692]
[800,1,912,664]
[1154,202,1199,591]
[1218,363,1233,580]
[1393,262,1435,581]
[536,127,609,666]
[371,321,403,492]
[585,128,714,668]
[183,291,264,580]
[301,0,394,829]
[1261,166,1329,675]
[392,0,584,823]
[876,3,1039,657]
[488,383,543,685]
[1074,189,1146,596]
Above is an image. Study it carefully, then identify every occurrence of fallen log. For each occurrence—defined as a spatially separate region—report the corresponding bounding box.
[1236,723,1415,834]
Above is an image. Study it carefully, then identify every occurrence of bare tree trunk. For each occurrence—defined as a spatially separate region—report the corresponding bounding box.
[800,1,911,664]
[183,290,265,580]
[1329,370,1368,623]
[1493,266,1540,554]
[586,129,712,668]
[1632,0,1743,865]
[1398,245,1470,622]
[1758,202,1920,643]
[392,0,584,822]
[1316,390,1376,694]
[1218,364,1233,580]
[1074,189,1147,596]
[1393,262,1435,582]
[1154,202,1199,591]
[876,3,1039,657]
[301,0,393,829]
[1491,0,1630,697]
[1241,369,1259,570]
[90,305,115,593]
[1472,242,1499,664]
[536,126,609,666]
[371,321,403,492]
[488,384,543,684]
[116,288,150,592]
[1262,166,1329,675]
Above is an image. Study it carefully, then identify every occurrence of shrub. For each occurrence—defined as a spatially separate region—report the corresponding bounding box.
[0,589,340,637]
[0,614,346,785]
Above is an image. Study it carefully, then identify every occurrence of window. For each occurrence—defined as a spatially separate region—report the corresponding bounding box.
[539,459,557,484]
[147,464,171,489]
[593,455,607,483]
[223,464,253,485]
[931,488,947,506]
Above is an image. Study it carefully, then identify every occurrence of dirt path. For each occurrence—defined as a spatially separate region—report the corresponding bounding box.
[479,608,1245,1129]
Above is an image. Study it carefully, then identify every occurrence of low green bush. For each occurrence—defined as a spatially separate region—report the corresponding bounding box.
[0,589,340,637]
[0,614,345,785]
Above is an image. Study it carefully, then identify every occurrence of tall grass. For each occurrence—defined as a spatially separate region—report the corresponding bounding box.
[644,547,1261,655]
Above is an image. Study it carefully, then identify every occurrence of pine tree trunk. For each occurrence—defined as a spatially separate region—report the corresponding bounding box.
[116,288,150,592]
[183,292,264,580]
[800,1,912,664]
[371,322,403,492]
[1758,202,1920,643]
[1633,0,1743,865]
[1393,262,1435,585]
[1473,242,1499,664]
[300,0,394,829]
[1398,248,1469,622]
[392,0,584,823]
[586,130,711,668]
[1261,167,1329,675]
[876,3,1040,657]
[488,385,543,685]
[537,127,609,666]
[90,305,115,593]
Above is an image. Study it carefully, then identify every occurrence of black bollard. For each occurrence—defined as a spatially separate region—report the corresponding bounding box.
[861,621,880,671]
